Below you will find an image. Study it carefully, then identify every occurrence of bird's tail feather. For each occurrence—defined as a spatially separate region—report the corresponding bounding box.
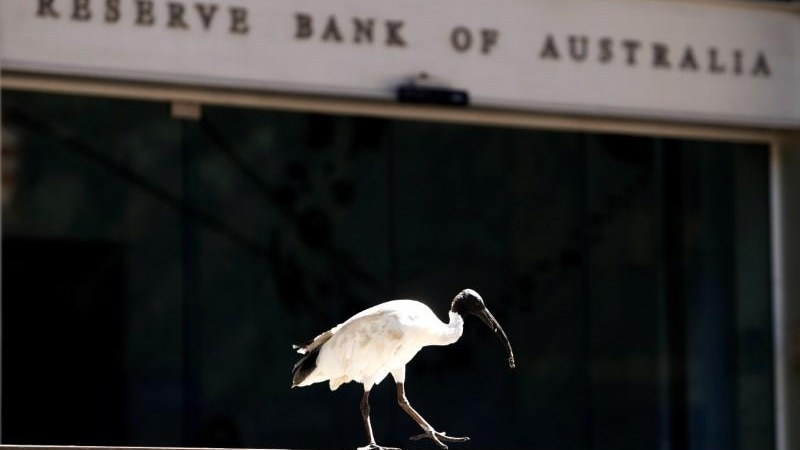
[294,328,336,355]
[291,344,322,387]
[291,328,336,387]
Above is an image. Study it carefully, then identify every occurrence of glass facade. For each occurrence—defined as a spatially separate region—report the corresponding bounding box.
[2,91,774,450]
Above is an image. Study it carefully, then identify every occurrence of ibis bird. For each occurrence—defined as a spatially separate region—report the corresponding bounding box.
[291,289,515,450]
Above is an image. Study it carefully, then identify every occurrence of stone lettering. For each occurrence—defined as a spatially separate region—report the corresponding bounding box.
[652,42,670,69]
[481,29,499,55]
[72,0,91,21]
[135,0,155,26]
[294,14,406,47]
[105,0,120,23]
[536,35,770,78]
[451,26,472,52]
[229,7,249,34]
[321,16,344,42]
[295,13,313,39]
[195,3,218,30]
[168,2,188,29]
[752,52,771,77]
[37,0,60,18]
[28,4,776,81]
[385,20,406,46]
[732,50,743,75]
[679,46,699,71]
[599,37,613,64]
[451,26,498,54]
[540,34,559,60]
[37,0,249,32]
[709,48,726,74]
[622,40,641,66]
[353,17,374,44]
[568,35,588,62]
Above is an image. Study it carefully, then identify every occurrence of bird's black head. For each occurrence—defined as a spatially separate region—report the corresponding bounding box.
[450,288,486,316]
[450,288,516,369]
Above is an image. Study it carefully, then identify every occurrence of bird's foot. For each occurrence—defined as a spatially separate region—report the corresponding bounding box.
[358,443,401,450]
[410,431,469,449]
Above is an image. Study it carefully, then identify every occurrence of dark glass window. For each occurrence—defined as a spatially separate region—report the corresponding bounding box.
[2,91,774,450]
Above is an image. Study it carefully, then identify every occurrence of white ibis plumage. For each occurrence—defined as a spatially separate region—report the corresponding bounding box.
[291,289,515,450]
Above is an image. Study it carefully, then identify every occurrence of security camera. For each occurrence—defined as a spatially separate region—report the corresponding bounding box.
[395,72,470,107]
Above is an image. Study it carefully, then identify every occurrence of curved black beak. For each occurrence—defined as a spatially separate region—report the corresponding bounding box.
[476,307,516,369]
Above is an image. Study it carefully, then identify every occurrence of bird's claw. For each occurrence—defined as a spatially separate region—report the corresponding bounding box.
[410,431,469,449]
[358,444,401,450]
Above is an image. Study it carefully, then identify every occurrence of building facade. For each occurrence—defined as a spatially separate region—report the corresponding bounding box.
[1,1,799,450]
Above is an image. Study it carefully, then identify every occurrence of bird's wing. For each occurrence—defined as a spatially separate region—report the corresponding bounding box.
[293,324,343,355]
[317,309,408,376]
[294,301,407,355]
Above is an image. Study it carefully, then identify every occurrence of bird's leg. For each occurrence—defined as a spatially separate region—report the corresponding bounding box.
[395,382,469,450]
[361,389,376,446]
[358,389,400,450]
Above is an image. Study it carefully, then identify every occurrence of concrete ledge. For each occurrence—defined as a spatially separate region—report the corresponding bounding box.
[0,446,292,450]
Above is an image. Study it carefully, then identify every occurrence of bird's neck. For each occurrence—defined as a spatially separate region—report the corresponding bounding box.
[438,311,464,346]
